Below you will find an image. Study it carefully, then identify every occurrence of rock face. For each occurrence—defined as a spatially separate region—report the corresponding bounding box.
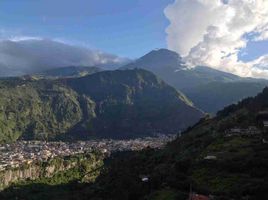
[0,153,103,190]
[1,165,43,187]
[0,69,203,142]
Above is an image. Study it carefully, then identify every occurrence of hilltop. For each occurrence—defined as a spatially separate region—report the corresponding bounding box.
[0,69,203,143]
[35,66,102,79]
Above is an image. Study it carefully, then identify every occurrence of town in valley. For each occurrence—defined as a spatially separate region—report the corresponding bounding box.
[0,135,176,171]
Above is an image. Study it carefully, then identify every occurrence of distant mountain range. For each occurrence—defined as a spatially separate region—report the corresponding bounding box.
[0,69,203,143]
[34,66,103,79]
[0,48,266,142]
[122,49,268,113]
[122,49,243,88]
[17,48,268,114]
[2,49,268,199]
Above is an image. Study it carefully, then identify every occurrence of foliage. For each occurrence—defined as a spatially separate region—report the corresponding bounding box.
[3,67,268,199]
[0,153,104,200]
[0,69,203,143]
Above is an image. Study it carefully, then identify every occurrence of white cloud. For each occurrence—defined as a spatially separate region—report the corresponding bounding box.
[254,28,268,41]
[0,38,129,76]
[8,36,42,42]
[164,0,268,78]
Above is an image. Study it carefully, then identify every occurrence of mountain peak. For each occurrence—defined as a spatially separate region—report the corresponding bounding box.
[122,48,184,71]
[138,48,183,65]
[145,48,181,58]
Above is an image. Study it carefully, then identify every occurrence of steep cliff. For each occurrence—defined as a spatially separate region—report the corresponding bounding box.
[0,153,103,190]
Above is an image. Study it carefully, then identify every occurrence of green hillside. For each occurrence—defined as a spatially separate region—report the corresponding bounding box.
[0,69,203,143]
[3,88,268,199]
[88,86,268,199]
[65,69,203,138]
[89,86,268,199]
[0,78,92,142]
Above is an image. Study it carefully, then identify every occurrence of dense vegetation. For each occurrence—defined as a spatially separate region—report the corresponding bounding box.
[0,152,104,200]
[89,87,268,200]
[2,88,268,199]
[65,69,203,139]
[0,69,203,143]
[0,78,89,142]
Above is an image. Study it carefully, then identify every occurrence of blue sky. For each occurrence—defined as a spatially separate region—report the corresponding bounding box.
[1,0,268,78]
[239,39,268,62]
[0,0,173,58]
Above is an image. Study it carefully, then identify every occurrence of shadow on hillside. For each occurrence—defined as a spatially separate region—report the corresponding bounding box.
[0,180,100,200]
[0,149,183,200]
[3,139,268,200]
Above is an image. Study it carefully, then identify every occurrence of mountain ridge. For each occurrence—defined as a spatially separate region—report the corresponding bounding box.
[0,69,203,143]
[63,69,203,139]
[35,66,103,79]
[121,49,268,113]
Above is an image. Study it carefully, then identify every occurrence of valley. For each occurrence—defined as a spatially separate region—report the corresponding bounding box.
[0,135,174,173]
[1,1,268,199]
[0,134,174,191]
[2,87,268,199]
[0,52,267,199]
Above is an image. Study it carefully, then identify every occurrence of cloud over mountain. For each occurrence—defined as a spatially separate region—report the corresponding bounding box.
[0,38,129,76]
[164,0,268,78]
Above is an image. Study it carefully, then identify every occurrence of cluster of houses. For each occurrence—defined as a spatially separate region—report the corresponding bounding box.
[256,111,268,130]
[224,126,261,137]
[0,135,175,171]
[223,110,268,138]
[195,111,268,199]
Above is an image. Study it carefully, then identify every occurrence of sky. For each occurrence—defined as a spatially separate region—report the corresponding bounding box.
[0,0,172,58]
[165,0,268,78]
[0,0,268,78]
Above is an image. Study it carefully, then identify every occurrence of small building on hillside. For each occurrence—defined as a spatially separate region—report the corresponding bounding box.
[139,175,150,183]
[256,111,268,132]
[230,128,242,133]
[204,155,217,160]
[225,126,261,137]
[141,177,149,182]
[247,126,261,135]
